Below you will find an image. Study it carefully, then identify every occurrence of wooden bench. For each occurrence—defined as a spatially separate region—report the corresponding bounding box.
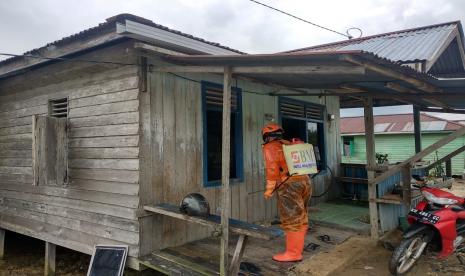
[143,203,283,275]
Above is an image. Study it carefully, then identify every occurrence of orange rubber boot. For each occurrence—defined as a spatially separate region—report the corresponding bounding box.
[273,226,307,262]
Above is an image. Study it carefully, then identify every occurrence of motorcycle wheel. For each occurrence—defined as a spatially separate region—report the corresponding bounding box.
[389,234,429,275]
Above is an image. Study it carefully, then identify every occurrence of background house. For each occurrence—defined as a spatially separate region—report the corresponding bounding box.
[341,113,465,175]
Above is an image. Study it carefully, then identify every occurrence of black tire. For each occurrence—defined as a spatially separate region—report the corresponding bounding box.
[389,233,429,275]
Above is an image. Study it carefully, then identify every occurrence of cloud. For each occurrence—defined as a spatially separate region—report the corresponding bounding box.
[2,0,465,54]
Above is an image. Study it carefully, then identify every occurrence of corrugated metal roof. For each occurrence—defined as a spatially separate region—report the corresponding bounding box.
[161,50,465,110]
[161,50,437,83]
[0,13,244,67]
[288,21,461,64]
[402,121,448,132]
[341,113,463,134]
[374,123,391,132]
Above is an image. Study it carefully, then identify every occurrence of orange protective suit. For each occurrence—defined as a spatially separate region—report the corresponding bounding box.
[276,179,312,232]
[262,139,312,232]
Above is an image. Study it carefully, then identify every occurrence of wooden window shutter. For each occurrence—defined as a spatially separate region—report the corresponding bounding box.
[32,115,68,186]
[280,101,305,119]
[205,86,238,111]
[280,99,324,122]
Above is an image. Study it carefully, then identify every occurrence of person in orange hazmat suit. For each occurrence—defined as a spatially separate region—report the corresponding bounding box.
[262,123,312,262]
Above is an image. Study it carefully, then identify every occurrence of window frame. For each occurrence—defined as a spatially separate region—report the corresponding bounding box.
[201,81,244,187]
[278,97,327,170]
[342,136,355,157]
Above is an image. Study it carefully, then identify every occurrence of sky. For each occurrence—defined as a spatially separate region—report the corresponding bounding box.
[1,0,465,119]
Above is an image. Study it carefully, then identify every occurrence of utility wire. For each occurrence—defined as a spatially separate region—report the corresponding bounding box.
[0,52,293,96]
[248,0,352,39]
[0,52,137,66]
[0,52,276,95]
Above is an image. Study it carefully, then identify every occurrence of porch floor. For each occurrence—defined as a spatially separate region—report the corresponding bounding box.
[139,224,355,275]
[310,200,370,234]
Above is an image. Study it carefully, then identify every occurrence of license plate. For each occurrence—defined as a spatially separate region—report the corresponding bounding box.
[409,208,440,224]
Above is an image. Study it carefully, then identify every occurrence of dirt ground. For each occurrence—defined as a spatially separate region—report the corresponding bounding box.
[450,178,465,197]
[0,231,89,276]
[1,180,465,275]
[326,234,464,276]
[0,231,159,276]
[2,232,463,276]
[296,179,465,276]
[0,225,351,276]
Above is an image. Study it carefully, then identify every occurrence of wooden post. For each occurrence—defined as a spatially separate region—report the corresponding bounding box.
[44,242,56,276]
[220,66,232,276]
[402,165,412,214]
[229,235,248,276]
[364,97,379,239]
[446,160,452,177]
[413,106,422,154]
[0,228,5,260]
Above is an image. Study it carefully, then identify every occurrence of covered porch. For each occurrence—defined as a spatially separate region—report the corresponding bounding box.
[138,44,465,275]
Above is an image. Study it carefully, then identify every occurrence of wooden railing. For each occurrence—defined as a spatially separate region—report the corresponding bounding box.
[426,144,465,174]
[371,126,465,186]
[371,126,465,209]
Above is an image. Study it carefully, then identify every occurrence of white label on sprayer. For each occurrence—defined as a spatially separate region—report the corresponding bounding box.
[283,143,318,175]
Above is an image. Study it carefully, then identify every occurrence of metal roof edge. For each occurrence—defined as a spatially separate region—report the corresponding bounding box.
[341,112,462,125]
[0,13,245,76]
[285,21,462,54]
[162,49,364,60]
[0,37,130,80]
[159,50,438,85]
[340,112,463,135]
[116,19,241,55]
[457,21,465,49]
[454,21,465,72]
[0,18,117,67]
[108,14,244,54]
[354,51,437,81]
[421,113,465,128]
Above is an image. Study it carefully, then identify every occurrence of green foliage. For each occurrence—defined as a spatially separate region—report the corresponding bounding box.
[376,152,389,164]
[429,151,444,178]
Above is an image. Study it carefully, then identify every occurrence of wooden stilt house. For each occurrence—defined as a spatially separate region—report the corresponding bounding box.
[0,14,342,271]
[1,14,465,274]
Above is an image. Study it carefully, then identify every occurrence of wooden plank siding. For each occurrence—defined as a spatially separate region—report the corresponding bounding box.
[141,63,341,250]
[0,41,342,267]
[0,42,142,265]
[343,134,465,175]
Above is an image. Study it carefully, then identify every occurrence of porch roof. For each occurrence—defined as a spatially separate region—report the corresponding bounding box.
[152,49,465,112]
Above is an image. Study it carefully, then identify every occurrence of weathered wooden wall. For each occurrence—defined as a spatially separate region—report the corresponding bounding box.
[0,41,342,263]
[0,42,142,267]
[140,64,341,251]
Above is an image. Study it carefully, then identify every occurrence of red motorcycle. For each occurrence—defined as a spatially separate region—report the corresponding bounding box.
[389,183,465,275]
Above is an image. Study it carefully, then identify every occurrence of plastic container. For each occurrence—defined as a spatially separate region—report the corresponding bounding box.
[399,216,409,232]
